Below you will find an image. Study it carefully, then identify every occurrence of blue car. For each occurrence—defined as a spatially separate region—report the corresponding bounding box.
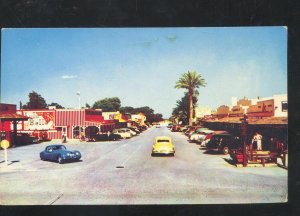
[40,144,81,164]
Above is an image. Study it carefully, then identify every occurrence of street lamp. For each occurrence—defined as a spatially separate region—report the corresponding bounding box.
[76,91,81,139]
[76,91,81,109]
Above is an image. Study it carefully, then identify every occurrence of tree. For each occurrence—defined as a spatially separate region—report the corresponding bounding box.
[147,113,163,123]
[85,103,91,108]
[48,102,64,109]
[92,97,121,111]
[175,71,206,126]
[133,106,154,116]
[172,92,198,125]
[120,106,135,114]
[22,91,47,109]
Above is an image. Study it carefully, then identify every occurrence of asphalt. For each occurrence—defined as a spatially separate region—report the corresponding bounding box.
[0,126,287,205]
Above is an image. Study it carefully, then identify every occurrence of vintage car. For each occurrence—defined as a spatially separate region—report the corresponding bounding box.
[88,133,122,142]
[13,132,39,146]
[206,133,242,155]
[199,130,229,146]
[171,124,180,132]
[40,144,81,164]
[189,129,214,142]
[152,136,175,156]
[119,128,137,136]
[112,129,132,139]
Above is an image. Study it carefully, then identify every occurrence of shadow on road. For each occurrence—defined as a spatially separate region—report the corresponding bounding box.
[223,158,236,166]
[0,160,20,166]
[203,150,223,155]
[151,154,174,157]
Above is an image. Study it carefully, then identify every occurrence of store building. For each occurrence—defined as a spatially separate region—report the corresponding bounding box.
[16,107,115,140]
[131,113,146,126]
[0,103,29,145]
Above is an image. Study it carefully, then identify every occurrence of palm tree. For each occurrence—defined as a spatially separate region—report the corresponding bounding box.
[175,71,206,126]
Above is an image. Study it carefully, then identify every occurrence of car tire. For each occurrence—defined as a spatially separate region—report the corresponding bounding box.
[223,146,229,155]
[58,156,63,164]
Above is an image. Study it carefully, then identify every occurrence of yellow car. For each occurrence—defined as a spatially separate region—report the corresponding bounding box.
[152,136,175,156]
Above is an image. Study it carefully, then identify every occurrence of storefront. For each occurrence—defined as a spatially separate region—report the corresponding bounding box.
[16,108,116,140]
[0,103,29,146]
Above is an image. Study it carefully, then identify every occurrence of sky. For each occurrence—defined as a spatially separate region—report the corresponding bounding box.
[1,27,287,118]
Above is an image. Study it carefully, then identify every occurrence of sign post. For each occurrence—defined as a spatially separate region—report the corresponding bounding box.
[240,115,248,167]
[1,139,10,166]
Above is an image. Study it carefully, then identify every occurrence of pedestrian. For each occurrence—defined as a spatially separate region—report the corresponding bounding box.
[252,132,263,151]
[62,133,67,143]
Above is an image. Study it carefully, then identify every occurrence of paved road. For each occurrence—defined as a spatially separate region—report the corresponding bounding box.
[0,126,287,205]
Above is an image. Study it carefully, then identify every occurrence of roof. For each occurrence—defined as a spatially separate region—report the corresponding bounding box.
[46,144,65,147]
[203,117,287,125]
[0,113,29,121]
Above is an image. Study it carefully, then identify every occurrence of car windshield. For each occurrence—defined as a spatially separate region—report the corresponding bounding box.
[55,145,66,150]
[157,139,170,143]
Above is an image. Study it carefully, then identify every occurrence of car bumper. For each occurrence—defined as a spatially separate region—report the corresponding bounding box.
[152,150,175,155]
[62,155,81,161]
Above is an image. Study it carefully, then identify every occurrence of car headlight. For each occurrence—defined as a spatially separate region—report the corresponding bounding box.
[67,153,71,156]
[75,152,79,155]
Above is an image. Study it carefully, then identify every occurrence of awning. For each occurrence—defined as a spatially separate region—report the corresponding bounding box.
[0,113,29,121]
[84,120,115,126]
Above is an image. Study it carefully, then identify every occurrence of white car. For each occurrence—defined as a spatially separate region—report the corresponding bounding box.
[112,129,132,139]
[190,129,214,142]
[119,128,137,136]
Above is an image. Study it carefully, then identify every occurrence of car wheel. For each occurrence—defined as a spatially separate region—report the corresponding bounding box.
[58,156,63,164]
[223,146,229,155]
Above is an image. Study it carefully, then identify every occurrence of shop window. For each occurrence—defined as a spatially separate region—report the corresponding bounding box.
[282,101,288,112]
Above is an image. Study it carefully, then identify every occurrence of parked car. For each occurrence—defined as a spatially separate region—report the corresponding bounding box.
[112,129,132,139]
[152,136,175,156]
[206,133,242,155]
[40,144,81,164]
[10,132,39,146]
[186,127,209,137]
[199,131,229,146]
[179,125,188,132]
[171,125,180,132]
[119,128,137,136]
[184,126,201,136]
[88,133,122,142]
[128,127,141,134]
[189,129,214,142]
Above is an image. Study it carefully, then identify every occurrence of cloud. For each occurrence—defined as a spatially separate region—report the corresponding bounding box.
[166,35,177,42]
[130,38,159,47]
[61,75,78,79]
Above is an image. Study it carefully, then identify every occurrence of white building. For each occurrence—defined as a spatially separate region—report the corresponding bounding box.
[195,106,212,118]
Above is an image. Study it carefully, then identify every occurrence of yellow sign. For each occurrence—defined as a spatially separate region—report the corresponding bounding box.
[1,140,10,149]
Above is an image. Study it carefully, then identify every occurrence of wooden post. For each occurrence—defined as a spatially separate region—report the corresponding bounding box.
[240,114,248,167]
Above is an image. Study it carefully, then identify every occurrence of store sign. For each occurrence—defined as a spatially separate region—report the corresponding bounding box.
[15,110,55,130]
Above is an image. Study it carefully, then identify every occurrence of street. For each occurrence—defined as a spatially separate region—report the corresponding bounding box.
[0,126,287,205]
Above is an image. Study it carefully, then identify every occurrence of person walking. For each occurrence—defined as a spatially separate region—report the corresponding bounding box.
[252,132,263,150]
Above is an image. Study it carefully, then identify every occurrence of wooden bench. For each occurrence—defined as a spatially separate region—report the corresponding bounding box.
[249,151,271,167]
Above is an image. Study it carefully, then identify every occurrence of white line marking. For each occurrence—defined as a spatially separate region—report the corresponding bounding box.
[119,141,144,167]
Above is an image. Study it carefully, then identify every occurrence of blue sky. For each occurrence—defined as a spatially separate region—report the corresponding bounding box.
[1,27,287,118]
